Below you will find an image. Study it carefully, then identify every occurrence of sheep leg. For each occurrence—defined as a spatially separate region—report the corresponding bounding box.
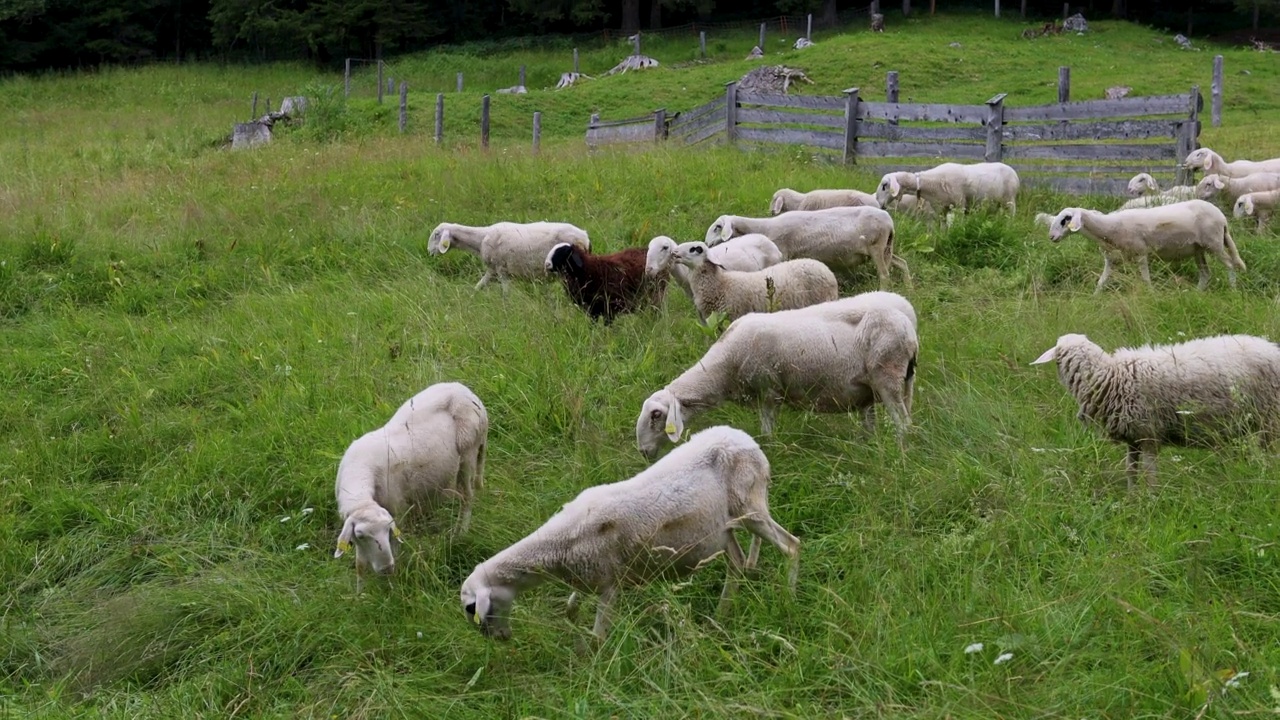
[718,531,748,615]
[740,515,801,592]
[1093,255,1114,295]
[873,379,911,448]
[1137,255,1153,288]
[1124,443,1141,491]
[1139,440,1159,489]
[1207,246,1238,289]
[566,592,581,622]
[474,270,494,291]
[860,405,876,434]
[1194,251,1211,291]
[591,585,618,640]
[745,536,763,571]
[759,402,777,436]
[891,254,913,289]
[473,442,487,491]
[499,273,512,297]
[456,456,475,535]
[871,247,893,290]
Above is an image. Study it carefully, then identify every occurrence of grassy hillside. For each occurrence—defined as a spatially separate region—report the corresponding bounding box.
[1,14,1279,719]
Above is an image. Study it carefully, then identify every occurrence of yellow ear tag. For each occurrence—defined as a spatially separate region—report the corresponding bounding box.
[471,611,482,626]
[392,525,402,539]
[1068,217,1082,232]
[336,539,351,553]
[439,237,451,251]
[664,422,677,436]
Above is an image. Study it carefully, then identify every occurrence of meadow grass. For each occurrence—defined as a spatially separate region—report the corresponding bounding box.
[2,14,1280,719]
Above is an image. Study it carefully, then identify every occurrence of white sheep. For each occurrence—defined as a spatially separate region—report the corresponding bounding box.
[1195,172,1280,206]
[427,221,590,292]
[672,241,839,323]
[874,162,1020,221]
[1234,189,1280,230]
[460,425,801,641]
[1125,172,1196,201]
[635,294,919,459]
[704,207,911,288]
[334,382,488,588]
[769,187,879,215]
[1117,195,1182,211]
[886,192,935,215]
[1046,201,1244,293]
[1032,333,1280,488]
[1184,148,1280,179]
[646,234,782,301]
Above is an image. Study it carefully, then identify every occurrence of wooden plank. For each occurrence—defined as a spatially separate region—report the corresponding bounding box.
[736,92,846,111]
[1024,175,1132,195]
[1010,163,1180,176]
[1003,143,1178,161]
[857,101,988,124]
[1002,119,1179,142]
[669,98,725,128]
[587,122,655,145]
[737,107,846,128]
[737,126,845,151]
[858,121,986,141]
[670,109,725,140]
[590,115,655,129]
[682,121,725,145]
[1003,94,1192,121]
[857,141,988,160]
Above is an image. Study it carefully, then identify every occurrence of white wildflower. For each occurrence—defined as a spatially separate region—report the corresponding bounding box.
[295,543,310,551]
[994,652,1014,665]
[964,643,984,654]
[280,516,291,523]
[301,507,314,516]
[1224,671,1249,691]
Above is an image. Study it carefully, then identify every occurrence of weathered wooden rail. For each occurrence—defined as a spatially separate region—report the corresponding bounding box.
[586,72,1203,196]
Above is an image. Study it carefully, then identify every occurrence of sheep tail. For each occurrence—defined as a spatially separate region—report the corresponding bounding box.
[1223,226,1246,271]
[884,229,896,265]
[905,353,917,383]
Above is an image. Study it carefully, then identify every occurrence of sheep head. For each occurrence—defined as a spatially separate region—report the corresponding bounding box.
[335,504,402,576]
[769,190,792,215]
[544,242,585,276]
[427,224,453,255]
[460,570,516,641]
[646,236,678,276]
[1183,148,1218,172]
[1047,209,1084,242]
[636,389,685,460]
[875,173,909,209]
[1126,173,1156,197]
[1195,174,1225,199]
[705,216,735,245]
[1234,195,1255,218]
[671,241,711,270]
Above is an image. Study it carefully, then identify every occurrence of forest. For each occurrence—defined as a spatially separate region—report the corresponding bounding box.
[0,0,1273,73]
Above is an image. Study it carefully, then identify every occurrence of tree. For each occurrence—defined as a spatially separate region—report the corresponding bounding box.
[621,0,638,33]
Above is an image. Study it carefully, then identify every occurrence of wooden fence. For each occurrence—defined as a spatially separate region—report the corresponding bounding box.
[586,72,1204,196]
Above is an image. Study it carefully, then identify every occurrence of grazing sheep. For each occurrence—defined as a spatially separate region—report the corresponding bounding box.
[635,294,919,459]
[427,221,590,292]
[646,234,782,301]
[460,426,800,641]
[704,207,911,288]
[1234,189,1280,230]
[1117,195,1183,211]
[672,241,838,323]
[544,243,664,324]
[1032,333,1280,488]
[335,383,488,589]
[1184,148,1280,179]
[886,192,935,215]
[1195,173,1280,206]
[1046,201,1244,293]
[1126,172,1196,201]
[769,187,879,215]
[875,162,1020,220]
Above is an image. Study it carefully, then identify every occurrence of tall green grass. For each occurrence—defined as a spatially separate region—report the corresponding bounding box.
[1,15,1279,719]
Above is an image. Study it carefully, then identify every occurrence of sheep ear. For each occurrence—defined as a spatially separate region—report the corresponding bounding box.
[1067,214,1082,232]
[1212,177,1225,190]
[1030,346,1058,365]
[718,219,733,242]
[473,587,491,627]
[438,230,451,253]
[334,517,355,558]
[888,177,900,196]
[665,398,685,442]
[391,522,403,540]
[770,195,784,215]
[1203,155,1213,171]
[569,249,585,271]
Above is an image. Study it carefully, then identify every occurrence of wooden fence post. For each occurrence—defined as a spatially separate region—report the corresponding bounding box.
[457,72,463,92]
[481,94,490,149]
[886,71,899,128]
[588,112,599,153]
[533,111,541,152]
[1176,85,1202,185]
[994,0,1001,18]
[1063,2,1069,18]
[984,93,1006,162]
[399,82,408,133]
[903,0,911,15]
[654,108,667,142]
[1058,66,1070,103]
[725,81,738,145]
[251,91,258,118]
[1211,54,1223,127]
[344,59,351,97]
[435,93,444,144]
[871,1,879,16]
[573,48,579,73]
[377,61,384,104]
[1021,0,1027,15]
[633,33,641,55]
[843,87,861,164]
[759,23,766,50]
[519,65,526,88]
[700,31,707,58]
[807,13,813,38]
